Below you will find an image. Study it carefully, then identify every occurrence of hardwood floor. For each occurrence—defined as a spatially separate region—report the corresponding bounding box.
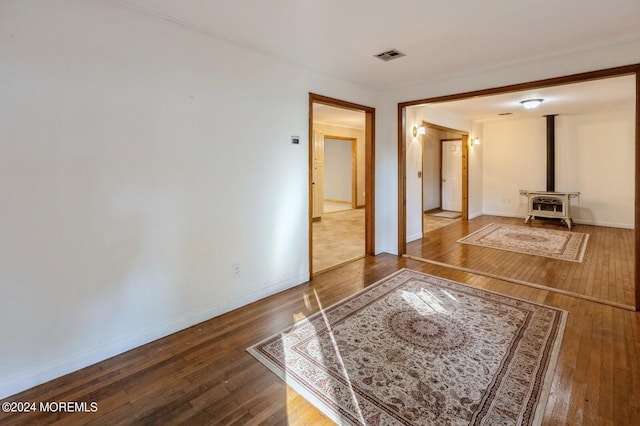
[409,215,635,308]
[2,237,639,424]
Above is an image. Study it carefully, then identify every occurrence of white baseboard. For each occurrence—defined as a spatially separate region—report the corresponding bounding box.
[0,272,309,400]
[481,210,633,229]
[481,210,526,219]
[568,219,633,229]
[406,232,423,243]
[379,248,398,256]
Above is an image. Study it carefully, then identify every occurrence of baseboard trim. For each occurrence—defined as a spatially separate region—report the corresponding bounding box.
[481,211,633,229]
[406,232,423,243]
[0,272,309,400]
[313,255,365,275]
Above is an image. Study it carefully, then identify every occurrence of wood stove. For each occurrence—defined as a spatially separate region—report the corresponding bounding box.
[519,115,580,229]
[519,190,580,229]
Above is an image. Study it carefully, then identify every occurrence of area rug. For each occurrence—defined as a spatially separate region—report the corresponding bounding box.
[429,210,462,219]
[247,269,567,425]
[457,223,589,263]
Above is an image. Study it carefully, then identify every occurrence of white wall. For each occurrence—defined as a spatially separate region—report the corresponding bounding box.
[482,118,548,216]
[405,109,423,242]
[423,131,441,211]
[0,0,379,398]
[559,111,634,227]
[482,111,635,227]
[324,138,352,202]
[468,123,484,219]
[313,123,366,207]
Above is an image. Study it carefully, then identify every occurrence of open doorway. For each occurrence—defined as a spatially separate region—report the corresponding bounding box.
[309,94,375,276]
[421,122,467,235]
[397,65,640,310]
[323,136,358,212]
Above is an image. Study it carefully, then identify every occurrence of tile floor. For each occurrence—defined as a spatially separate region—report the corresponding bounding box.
[312,208,459,273]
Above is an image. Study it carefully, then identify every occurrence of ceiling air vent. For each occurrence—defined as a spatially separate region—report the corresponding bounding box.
[374,49,406,62]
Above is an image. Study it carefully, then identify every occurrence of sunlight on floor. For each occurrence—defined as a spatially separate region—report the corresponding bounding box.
[400,289,447,314]
[284,289,366,424]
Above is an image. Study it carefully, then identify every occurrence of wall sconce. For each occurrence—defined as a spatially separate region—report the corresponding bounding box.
[470,137,480,146]
[412,125,426,137]
[520,99,543,109]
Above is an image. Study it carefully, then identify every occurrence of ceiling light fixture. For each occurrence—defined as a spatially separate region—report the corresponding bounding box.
[520,99,544,109]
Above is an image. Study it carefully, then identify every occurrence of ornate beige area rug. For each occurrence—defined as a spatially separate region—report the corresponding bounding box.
[457,223,589,263]
[247,269,567,425]
[429,210,462,219]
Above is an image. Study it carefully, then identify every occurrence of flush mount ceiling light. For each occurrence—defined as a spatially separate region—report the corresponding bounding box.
[520,99,544,109]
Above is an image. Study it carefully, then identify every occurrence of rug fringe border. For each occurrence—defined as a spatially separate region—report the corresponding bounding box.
[531,309,568,426]
[246,345,354,425]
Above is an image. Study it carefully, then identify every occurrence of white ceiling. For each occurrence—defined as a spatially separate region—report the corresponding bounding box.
[314,76,636,126]
[120,0,638,123]
[121,0,639,90]
[425,75,637,122]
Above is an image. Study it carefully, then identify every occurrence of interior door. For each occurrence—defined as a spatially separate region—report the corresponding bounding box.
[442,140,462,211]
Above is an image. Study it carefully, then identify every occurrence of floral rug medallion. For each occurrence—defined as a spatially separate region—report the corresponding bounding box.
[248,269,567,425]
[457,223,589,262]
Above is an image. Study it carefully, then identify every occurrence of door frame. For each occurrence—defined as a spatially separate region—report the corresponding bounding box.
[398,64,640,311]
[309,93,375,278]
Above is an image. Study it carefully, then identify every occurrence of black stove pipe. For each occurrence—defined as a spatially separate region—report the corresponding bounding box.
[545,115,557,192]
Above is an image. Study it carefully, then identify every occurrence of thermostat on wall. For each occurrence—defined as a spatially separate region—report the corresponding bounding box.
[291,136,300,145]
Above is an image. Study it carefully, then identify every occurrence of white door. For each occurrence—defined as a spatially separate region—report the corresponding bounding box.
[442,140,462,211]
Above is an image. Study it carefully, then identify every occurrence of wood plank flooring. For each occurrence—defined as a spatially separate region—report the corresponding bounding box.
[1,238,639,424]
[410,215,635,308]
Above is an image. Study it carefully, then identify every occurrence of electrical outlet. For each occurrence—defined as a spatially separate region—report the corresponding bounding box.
[233,263,241,278]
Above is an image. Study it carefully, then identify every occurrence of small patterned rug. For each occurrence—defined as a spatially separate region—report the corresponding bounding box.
[248,269,567,425]
[458,223,589,263]
[429,210,462,219]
